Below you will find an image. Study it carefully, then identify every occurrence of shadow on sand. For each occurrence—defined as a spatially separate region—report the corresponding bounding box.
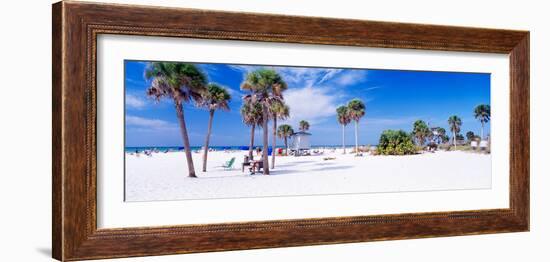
[276,160,316,168]
[309,165,354,172]
[195,162,354,178]
[312,161,337,166]
[270,165,353,175]
[265,169,301,175]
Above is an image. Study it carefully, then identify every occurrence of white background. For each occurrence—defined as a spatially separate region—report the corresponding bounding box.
[0,0,547,261]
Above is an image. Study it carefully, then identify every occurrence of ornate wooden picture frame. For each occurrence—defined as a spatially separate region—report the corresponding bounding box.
[52,1,529,261]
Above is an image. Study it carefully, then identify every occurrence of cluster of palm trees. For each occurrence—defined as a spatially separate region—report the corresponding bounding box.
[448,104,491,150]
[412,120,431,147]
[410,104,491,150]
[336,99,366,154]
[147,63,293,177]
[240,69,290,175]
[145,62,232,177]
[411,120,448,147]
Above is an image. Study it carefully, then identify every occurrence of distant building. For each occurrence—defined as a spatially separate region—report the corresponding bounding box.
[430,127,440,143]
[290,131,311,156]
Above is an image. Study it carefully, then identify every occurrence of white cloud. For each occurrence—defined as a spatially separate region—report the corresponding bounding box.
[126,77,147,86]
[223,87,243,98]
[364,86,382,91]
[332,70,368,86]
[126,115,177,130]
[227,65,257,74]
[273,67,370,93]
[282,87,338,127]
[228,65,353,89]
[276,67,329,87]
[126,94,147,109]
[318,69,343,84]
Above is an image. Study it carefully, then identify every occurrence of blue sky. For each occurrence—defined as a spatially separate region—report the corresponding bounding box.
[125,61,490,147]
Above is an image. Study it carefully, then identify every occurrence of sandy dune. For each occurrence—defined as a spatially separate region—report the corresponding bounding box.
[125,150,491,202]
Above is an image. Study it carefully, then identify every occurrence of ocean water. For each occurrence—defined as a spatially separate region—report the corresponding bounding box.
[125,146,249,153]
[125,145,359,153]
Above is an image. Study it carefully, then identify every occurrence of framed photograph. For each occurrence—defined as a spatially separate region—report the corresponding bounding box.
[52,1,529,261]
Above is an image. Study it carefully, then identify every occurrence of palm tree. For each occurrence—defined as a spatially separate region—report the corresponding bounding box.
[336,106,351,154]
[412,120,430,146]
[466,131,475,142]
[200,83,231,172]
[474,104,491,140]
[299,120,310,132]
[347,99,366,154]
[145,62,207,177]
[270,100,290,169]
[240,100,264,159]
[277,124,294,155]
[241,69,288,175]
[448,115,462,150]
[436,127,446,144]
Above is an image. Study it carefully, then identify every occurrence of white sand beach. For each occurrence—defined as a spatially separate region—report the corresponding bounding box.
[125,150,491,202]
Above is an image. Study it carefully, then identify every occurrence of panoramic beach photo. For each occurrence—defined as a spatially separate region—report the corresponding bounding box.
[124,61,491,202]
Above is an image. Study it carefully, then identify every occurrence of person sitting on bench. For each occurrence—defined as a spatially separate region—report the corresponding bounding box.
[249,158,263,175]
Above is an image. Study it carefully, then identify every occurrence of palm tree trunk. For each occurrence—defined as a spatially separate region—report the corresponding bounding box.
[342,124,346,154]
[174,101,196,177]
[248,125,255,159]
[262,104,270,175]
[453,131,457,150]
[284,137,288,155]
[480,121,484,141]
[202,110,214,172]
[271,116,277,169]
[354,120,359,154]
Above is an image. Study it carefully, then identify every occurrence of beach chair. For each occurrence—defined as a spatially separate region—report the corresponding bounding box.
[221,157,236,170]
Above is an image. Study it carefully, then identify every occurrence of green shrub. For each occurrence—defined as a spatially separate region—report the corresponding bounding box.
[377,130,417,155]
